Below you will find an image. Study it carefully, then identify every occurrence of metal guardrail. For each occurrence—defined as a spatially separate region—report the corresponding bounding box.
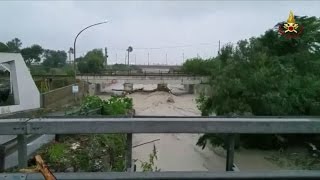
[2,171,320,180]
[1,117,319,135]
[76,73,193,77]
[32,71,193,78]
[32,74,72,78]
[1,116,320,179]
[0,109,47,172]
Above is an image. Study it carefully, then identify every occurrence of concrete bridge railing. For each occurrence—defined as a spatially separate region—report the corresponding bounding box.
[76,75,208,85]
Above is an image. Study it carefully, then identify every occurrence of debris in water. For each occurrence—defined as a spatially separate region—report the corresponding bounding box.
[71,142,80,150]
[167,96,175,103]
[20,155,57,180]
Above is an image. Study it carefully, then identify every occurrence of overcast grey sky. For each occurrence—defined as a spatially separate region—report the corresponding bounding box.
[1,1,319,65]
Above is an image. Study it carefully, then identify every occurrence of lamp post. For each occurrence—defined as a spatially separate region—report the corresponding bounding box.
[68,47,74,64]
[73,20,108,83]
[127,46,133,66]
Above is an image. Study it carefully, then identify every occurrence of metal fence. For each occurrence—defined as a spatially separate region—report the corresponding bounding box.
[32,70,191,78]
[1,116,320,179]
[77,71,191,77]
[40,82,88,108]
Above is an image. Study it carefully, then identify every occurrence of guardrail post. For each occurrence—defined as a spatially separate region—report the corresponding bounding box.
[0,145,5,172]
[226,134,235,171]
[126,133,133,172]
[41,93,45,108]
[17,135,28,168]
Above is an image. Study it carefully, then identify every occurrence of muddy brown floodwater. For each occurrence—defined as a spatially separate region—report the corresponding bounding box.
[100,83,280,171]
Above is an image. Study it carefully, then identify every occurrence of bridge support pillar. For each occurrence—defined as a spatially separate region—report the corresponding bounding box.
[96,83,101,94]
[124,83,133,92]
[184,84,194,94]
[88,83,96,95]
[157,83,168,91]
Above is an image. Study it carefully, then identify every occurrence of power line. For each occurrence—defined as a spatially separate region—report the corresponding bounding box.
[218,40,221,55]
[134,42,220,50]
[76,42,221,54]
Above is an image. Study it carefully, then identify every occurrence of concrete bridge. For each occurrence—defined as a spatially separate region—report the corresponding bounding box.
[134,64,182,73]
[76,74,208,93]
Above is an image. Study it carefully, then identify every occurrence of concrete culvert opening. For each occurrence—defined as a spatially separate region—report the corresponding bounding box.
[0,63,14,106]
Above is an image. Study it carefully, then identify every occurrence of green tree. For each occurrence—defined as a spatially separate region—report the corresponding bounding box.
[6,38,22,53]
[0,42,9,52]
[77,49,104,74]
[182,57,218,75]
[194,15,320,116]
[42,50,67,68]
[21,44,44,65]
[183,15,320,149]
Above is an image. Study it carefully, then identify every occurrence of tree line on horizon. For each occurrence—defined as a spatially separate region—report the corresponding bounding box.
[0,38,67,67]
[0,38,108,74]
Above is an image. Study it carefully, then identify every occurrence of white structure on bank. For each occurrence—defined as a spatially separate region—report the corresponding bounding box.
[0,53,40,114]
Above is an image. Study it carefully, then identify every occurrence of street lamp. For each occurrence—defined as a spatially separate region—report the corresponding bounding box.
[127,46,133,66]
[73,20,109,82]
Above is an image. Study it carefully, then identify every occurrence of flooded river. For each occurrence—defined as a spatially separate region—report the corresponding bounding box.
[100,83,280,171]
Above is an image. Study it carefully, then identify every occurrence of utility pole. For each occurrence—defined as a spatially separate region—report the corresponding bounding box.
[68,48,73,64]
[116,53,118,64]
[166,53,168,65]
[134,54,137,65]
[148,52,150,66]
[182,52,185,62]
[125,53,127,65]
[127,46,133,66]
[127,50,130,65]
[218,40,221,55]
[73,21,108,84]
[104,47,108,68]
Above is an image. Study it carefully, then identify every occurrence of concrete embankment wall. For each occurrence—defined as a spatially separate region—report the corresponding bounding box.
[41,81,89,108]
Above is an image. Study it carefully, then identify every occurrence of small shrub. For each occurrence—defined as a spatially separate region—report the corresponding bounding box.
[40,143,71,171]
[134,144,160,172]
[38,96,132,172]
[79,95,133,116]
[79,95,104,115]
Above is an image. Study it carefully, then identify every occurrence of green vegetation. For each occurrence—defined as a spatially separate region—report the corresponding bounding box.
[182,57,216,75]
[109,64,131,71]
[30,64,74,76]
[39,134,127,172]
[21,44,43,65]
[77,49,105,74]
[79,95,133,116]
[106,64,142,72]
[1,38,143,76]
[38,95,157,172]
[38,95,135,172]
[0,38,44,66]
[76,50,143,74]
[42,50,67,68]
[134,145,160,172]
[0,42,9,52]
[0,38,70,72]
[6,38,22,53]
[182,15,320,152]
[267,149,320,170]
